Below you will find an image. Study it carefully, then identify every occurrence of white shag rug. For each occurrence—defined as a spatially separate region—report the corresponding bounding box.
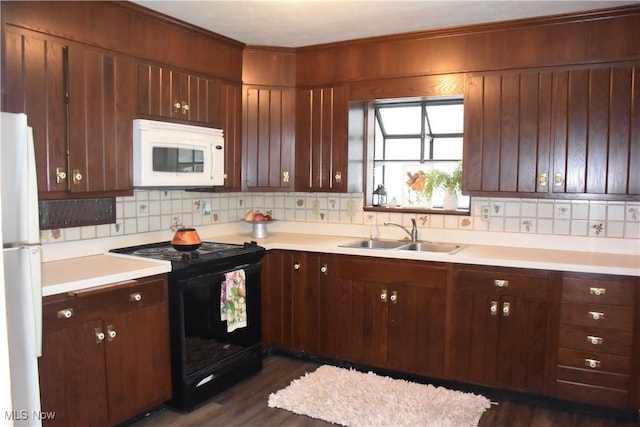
[268,365,491,426]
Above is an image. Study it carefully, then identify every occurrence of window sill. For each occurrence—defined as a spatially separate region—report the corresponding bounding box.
[364,206,470,216]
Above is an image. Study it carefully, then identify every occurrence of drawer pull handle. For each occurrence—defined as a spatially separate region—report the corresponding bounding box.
[57,308,74,319]
[589,311,605,321]
[587,335,603,345]
[129,292,142,302]
[589,287,606,296]
[585,358,601,369]
[494,280,509,288]
[490,301,498,316]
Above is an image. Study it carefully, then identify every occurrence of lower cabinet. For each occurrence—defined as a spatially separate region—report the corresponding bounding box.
[39,275,172,426]
[337,256,447,377]
[449,265,550,394]
[261,250,640,413]
[554,273,639,409]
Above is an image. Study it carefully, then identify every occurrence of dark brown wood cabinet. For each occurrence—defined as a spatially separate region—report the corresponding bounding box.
[295,85,349,192]
[338,256,447,377]
[242,86,296,191]
[554,273,639,409]
[137,63,222,125]
[261,250,333,354]
[218,81,243,190]
[464,63,640,199]
[39,275,172,426]
[2,28,135,198]
[449,265,549,394]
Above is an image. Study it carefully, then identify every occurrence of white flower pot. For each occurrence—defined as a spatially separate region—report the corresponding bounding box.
[443,192,458,210]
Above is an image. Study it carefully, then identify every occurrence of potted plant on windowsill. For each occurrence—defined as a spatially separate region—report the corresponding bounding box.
[420,162,463,210]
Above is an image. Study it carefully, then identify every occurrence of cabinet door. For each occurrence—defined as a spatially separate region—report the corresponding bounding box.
[2,29,68,194]
[104,300,172,424]
[463,71,553,195]
[551,63,640,195]
[295,85,348,192]
[67,45,135,194]
[39,319,109,426]
[219,82,242,190]
[243,86,295,191]
[261,250,294,349]
[450,266,549,394]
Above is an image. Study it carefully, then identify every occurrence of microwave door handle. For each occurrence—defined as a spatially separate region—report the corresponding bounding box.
[210,144,215,181]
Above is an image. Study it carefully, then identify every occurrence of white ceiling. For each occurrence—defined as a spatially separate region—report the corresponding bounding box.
[132,0,638,48]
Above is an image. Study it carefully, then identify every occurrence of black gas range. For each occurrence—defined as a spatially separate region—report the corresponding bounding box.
[110,240,266,411]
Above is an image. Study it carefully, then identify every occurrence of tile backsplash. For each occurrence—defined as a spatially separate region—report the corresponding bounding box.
[40,190,640,244]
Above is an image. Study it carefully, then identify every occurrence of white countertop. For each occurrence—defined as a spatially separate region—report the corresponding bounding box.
[208,231,640,277]
[41,253,171,297]
[40,221,639,297]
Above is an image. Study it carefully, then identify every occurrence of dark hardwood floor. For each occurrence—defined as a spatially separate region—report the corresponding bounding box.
[132,355,637,427]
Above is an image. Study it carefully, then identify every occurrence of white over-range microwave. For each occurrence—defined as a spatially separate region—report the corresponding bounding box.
[133,119,225,187]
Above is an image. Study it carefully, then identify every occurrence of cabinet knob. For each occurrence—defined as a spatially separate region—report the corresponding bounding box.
[490,301,498,316]
[320,264,328,275]
[57,308,74,319]
[72,169,83,184]
[587,335,603,345]
[107,325,117,341]
[494,279,509,288]
[588,311,604,321]
[554,172,563,187]
[95,328,105,343]
[380,289,388,302]
[129,292,142,302]
[538,172,547,187]
[174,101,182,111]
[282,171,290,183]
[293,262,301,270]
[502,301,511,316]
[589,287,606,296]
[334,172,342,183]
[585,358,601,369]
[390,290,398,304]
[182,102,190,114]
[56,167,67,183]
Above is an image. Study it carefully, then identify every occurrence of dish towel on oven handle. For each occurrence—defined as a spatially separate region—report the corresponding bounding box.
[220,269,247,332]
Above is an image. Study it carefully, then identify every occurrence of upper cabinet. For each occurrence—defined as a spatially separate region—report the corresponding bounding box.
[464,63,640,200]
[3,28,135,199]
[242,86,296,191]
[137,63,221,126]
[295,85,349,192]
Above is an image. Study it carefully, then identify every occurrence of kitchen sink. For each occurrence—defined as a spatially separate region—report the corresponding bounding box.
[339,239,408,250]
[339,239,464,254]
[398,241,463,254]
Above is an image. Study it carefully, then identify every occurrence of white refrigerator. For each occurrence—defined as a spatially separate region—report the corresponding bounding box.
[1,112,43,427]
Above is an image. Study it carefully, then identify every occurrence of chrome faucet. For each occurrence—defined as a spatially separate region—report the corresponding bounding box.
[383,218,418,241]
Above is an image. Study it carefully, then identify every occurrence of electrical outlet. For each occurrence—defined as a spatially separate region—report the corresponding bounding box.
[481,206,491,222]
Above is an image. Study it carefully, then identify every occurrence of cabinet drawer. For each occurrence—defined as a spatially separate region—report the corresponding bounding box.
[555,380,629,409]
[557,348,631,375]
[562,276,636,306]
[455,267,548,298]
[43,276,168,332]
[339,256,447,289]
[557,365,630,390]
[560,303,634,331]
[558,325,632,356]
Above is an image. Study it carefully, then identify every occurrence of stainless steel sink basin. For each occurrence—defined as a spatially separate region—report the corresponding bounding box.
[339,239,464,254]
[398,241,463,254]
[339,239,408,250]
